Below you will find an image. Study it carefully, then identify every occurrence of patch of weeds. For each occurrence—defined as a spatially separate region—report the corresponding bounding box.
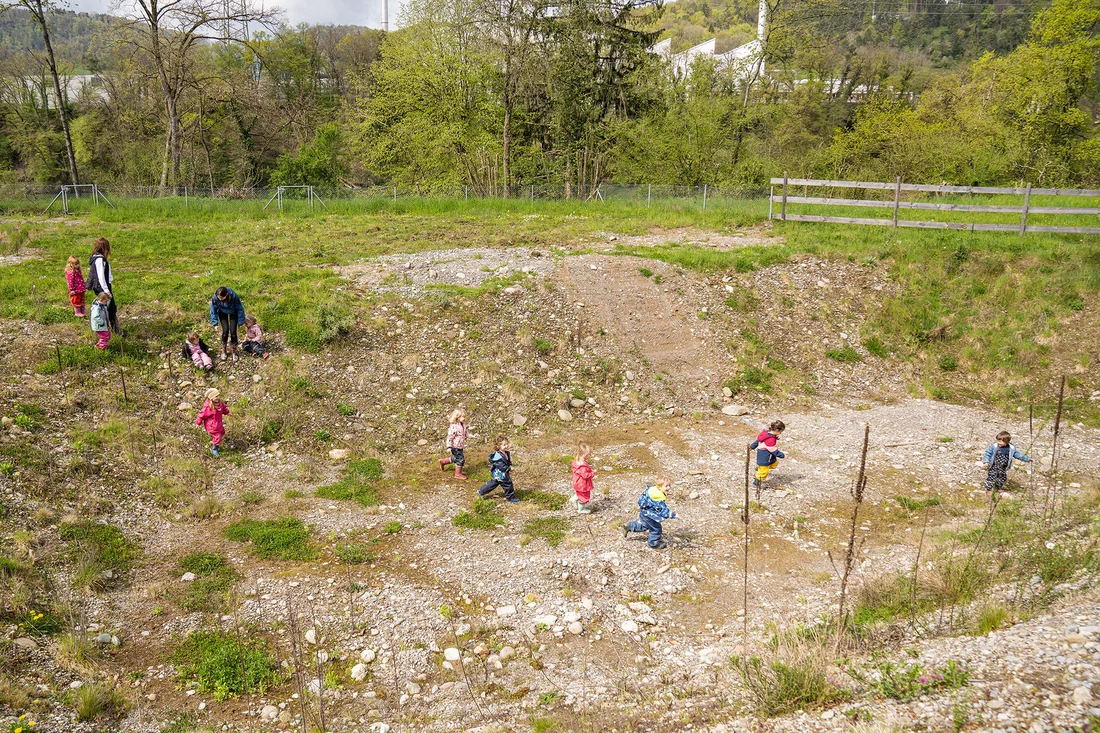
[72,682,128,722]
[952,701,970,731]
[522,517,568,547]
[13,404,42,432]
[452,498,505,530]
[652,273,663,284]
[337,402,357,416]
[638,267,653,278]
[283,489,304,499]
[240,490,264,505]
[515,489,567,511]
[290,377,321,398]
[725,365,773,395]
[733,649,850,716]
[531,717,560,732]
[176,553,240,613]
[825,346,862,363]
[894,496,942,512]
[383,520,402,534]
[853,659,969,701]
[335,544,373,564]
[939,436,954,443]
[260,419,283,444]
[863,337,889,358]
[938,354,958,372]
[973,602,1010,635]
[313,429,332,442]
[60,521,140,585]
[533,337,551,355]
[172,630,281,701]
[538,691,560,706]
[725,290,758,313]
[315,458,384,507]
[17,608,62,637]
[225,518,315,561]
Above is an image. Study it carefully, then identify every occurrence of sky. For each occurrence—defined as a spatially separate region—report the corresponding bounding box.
[68,0,400,29]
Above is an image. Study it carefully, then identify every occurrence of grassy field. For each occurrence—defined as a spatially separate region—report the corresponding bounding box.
[2,194,1098,422]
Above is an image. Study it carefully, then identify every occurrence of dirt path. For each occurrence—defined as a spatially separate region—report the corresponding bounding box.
[559,254,726,395]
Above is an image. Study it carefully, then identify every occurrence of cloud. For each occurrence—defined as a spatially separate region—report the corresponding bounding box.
[69,0,401,28]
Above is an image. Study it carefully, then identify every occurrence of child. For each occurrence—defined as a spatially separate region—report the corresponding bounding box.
[750,420,786,490]
[90,292,111,349]
[440,409,470,480]
[622,476,676,549]
[195,388,229,457]
[241,316,269,359]
[65,256,86,317]
[569,444,595,514]
[182,332,214,371]
[982,430,1030,496]
[478,434,518,502]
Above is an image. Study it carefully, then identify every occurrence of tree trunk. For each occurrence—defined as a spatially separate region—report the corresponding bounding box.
[502,103,511,199]
[29,0,79,185]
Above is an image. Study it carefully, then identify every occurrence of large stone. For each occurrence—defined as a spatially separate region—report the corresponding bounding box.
[557,409,573,422]
[405,681,421,695]
[444,648,461,662]
[567,622,583,635]
[180,572,197,582]
[499,646,515,661]
[351,663,368,682]
[722,386,734,398]
[360,648,376,663]
[1073,686,1093,704]
[12,637,37,650]
[513,414,527,427]
[260,705,279,721]
[304,628,318,645]
[533,614,557,628]
[328,449,349,461]
[569,398,586,409]
[496,605,517,618]
[721,404,749,416]
[620,620,639,634]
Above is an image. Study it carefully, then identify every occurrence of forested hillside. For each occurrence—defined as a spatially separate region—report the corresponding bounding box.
[0,0,1096,189]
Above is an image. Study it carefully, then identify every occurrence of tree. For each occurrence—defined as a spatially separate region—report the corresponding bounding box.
[1,0,78,184]
[116,0,277,190]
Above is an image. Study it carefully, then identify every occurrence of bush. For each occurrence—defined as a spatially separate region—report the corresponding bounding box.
[734,647,849,716]
[938,354,958,371]
[318,302,356,343]
[241,490,264,505]
[725,365,774,395]
[225,517,315,561]
[172,630,281,701]
[72,682,128,721]
[335,544,373,564]
[260,419,283,444]
[453,498,506,530]
[860,660,969,701]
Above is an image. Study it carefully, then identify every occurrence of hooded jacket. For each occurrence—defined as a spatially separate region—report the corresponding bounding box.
[982,442,1029,471]
[638,484,675,523]
[209,288,246,326]
[488,449,512,481]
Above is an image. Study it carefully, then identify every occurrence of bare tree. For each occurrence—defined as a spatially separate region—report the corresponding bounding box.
[115,0,278,191]
[2,0,80,184]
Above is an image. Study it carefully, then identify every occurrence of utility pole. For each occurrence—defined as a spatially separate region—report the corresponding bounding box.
[383,0,389,31]
[756,0,767,75]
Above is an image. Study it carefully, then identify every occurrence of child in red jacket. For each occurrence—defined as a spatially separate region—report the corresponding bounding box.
[195,388,229,457]
[569,444,595,514]
[65,256,86,317]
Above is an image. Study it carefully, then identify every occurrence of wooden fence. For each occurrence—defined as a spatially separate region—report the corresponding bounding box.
[768,176,1100,235]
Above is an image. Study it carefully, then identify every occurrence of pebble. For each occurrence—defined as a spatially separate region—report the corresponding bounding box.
[557,409,573,422]
[496,605,517,617]
[444,648,461,662]
[260,705,278,720]
[499,646,515,661]
[567,621,583,635]
[360,649,376,663]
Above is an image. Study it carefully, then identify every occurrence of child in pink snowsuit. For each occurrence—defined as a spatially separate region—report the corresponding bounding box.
[569,444,596,514]
[66,256,86,316]
[195,388,229,456]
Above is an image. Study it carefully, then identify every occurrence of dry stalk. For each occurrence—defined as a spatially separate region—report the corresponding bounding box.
[741,442,751,642]
[836,423,870,644]
[284,592,311,733]
[907,502,933,630]
[1042,375,1065,522]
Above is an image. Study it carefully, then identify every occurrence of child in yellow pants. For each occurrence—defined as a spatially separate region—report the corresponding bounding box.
[750,420,786,489]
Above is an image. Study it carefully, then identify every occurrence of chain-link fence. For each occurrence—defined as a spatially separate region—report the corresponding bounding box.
[0,182,771,214]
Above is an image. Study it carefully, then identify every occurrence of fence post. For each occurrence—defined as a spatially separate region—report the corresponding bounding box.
[393,186,397,204]
[93,184,99,205]
[892,175,902,227]
[184,186,188,209]
[703,184,707,210]
[1019,182,1032,236]
[647,184,651,208]
[768,185,773,220]
[780,173,788,221]
[531,184,534,201]
[465,185,468,202]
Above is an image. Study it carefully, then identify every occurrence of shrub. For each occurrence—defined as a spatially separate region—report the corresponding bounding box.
[938,355,958,372]
[861,660,969,701]
[260,419,283,444]
[60,521,140,581]
[241,490,264,505]
[172,630,281,701]
[335,544,373,564]
[825,346,862,363]
[725,366,774,395]
[225,517,315,561]
[533,337,551,355]
[522,517,569,547]
[383,520,402,534]
[453,498,506,530]
[734,647,849,716]
[72,682,128,721]
[17,608,61,637]
[176,553,240,613]
[337,402,357,416]
[318,302,356,343]
[56,631,99,672]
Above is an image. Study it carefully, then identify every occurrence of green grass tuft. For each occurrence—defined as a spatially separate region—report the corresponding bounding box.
[522,516,569,546]
[60,521,141,582]
[224,517,315,561]
[315,458,384,507]
[825,346,862,363]
[172,630,282,701]
[176,553,240,613]
[515,489,568,511]
[452,498,506,530]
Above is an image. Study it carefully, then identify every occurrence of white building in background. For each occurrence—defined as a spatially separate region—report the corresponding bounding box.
[653,0,766,78]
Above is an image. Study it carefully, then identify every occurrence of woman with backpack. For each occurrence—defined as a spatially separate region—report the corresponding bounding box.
[87,237,121,334]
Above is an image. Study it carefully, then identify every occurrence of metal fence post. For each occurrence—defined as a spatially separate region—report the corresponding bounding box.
[465,185,468,202]
[780,173,788,221]
[703,184,708,210]
[1019,182,1032,236]
[892,176,902,227]
[184,186,188,209]
[647,184,651,208]
[393,186,397,203]
[768,185,773,220]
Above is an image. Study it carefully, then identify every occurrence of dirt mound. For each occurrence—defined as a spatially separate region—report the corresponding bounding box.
[336,247,557,293]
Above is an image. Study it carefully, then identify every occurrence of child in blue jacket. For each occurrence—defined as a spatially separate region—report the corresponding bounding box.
[983,430,1030,496]
[477,434,519,502]
[622,476,675,549]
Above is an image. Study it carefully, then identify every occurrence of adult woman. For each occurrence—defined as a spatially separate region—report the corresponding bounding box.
[209,286,247,362]
[87,237,121,333]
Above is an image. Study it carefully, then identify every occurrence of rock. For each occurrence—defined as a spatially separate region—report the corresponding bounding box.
[1073,687,1093,704]
[496,605,517,617]
[499,646,515,661]
[260,705,279,721]
[557,409,573,422]
[513,414,527,427]
[620,620,639,634]
[417,439,427,446]
[444,648,461,662]
[721,404,749,416]
[180,572,197,582]
[176,402,192,411]
[533,614,557,628]
[405,681,421,695]
[306,678,322,695]
[722,386,734,398]
[567,622,583,635]
[569,398,586,409]
[360,649,376,663]
[625,370,635,381]
[454,623,470,636]
[351,663,368,682]
[304,628,318,645]
[328,449,349,461]
[821,710,834,720]
[369,724,390,733]
[689,491,699,500]
[988,699,1005,710]
[252,374,262,383]
[94,633,113,644]
[12,637,37,650]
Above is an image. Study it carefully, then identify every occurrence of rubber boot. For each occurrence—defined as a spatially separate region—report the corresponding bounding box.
[440,457,451,472]
[454,466,468,481]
